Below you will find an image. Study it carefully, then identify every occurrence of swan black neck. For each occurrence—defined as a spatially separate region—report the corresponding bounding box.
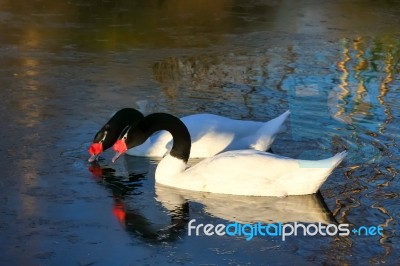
[126,113,191,162]
[93,108,144,150]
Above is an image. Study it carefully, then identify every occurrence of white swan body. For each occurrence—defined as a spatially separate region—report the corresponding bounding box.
[127,111,290,158]
[155,150,347,197]
[113,113,347,197]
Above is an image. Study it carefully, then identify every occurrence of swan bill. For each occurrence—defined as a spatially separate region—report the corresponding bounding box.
[88,154,99,163]
[112,152,123,163]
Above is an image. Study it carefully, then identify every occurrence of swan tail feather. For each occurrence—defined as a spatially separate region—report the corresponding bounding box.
[250,110,290,151]
[282,151,347,196]
[302,151,347,194]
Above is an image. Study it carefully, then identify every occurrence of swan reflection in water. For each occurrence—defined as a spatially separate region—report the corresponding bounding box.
[88,156,337,243]
[155,185,337,225]
[88,156,189,243]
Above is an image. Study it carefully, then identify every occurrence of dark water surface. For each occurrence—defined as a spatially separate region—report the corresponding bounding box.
[1,0,400,265]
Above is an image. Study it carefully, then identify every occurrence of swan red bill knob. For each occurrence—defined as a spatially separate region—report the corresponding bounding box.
[89,142,103,155]
[113,139,128,153]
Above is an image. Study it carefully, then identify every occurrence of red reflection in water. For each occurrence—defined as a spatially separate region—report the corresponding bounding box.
[112,200,126,223]
[88,164,103,181]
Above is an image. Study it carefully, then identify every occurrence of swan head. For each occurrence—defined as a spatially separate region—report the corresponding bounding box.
[112,124,145,163]
[88,128,109,162]
[88,108,144,162]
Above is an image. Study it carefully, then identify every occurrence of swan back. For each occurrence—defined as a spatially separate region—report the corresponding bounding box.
[157,150,347,197]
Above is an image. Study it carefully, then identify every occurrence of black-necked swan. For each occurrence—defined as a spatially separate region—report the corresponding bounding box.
[112,113,347,197]
[88,108,289,162]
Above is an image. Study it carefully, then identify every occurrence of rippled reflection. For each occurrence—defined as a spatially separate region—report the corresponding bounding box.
[155,185,336,225]
[88,159,189,243]
[88,160,339,244]
[333,37,397,131]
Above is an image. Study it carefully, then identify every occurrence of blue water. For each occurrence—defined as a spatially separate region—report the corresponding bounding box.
[0,0,399,264]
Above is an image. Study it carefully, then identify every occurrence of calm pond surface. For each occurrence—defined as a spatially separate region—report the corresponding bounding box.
[0,0,400,265]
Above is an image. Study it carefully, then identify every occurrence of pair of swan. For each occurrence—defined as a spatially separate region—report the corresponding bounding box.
[107,112,346,197]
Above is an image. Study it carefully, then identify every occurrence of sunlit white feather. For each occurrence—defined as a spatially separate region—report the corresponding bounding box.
[127,111,290,158]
